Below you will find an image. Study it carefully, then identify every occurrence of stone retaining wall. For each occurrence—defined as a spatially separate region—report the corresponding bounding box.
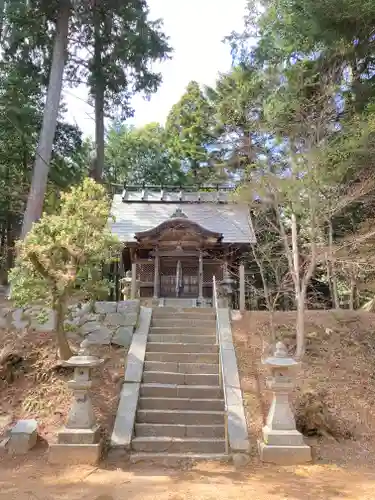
[0,300,140,347]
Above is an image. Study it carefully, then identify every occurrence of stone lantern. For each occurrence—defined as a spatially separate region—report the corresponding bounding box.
[220,268,235,308]
[258,341,312,464]
[121,270,132,300]
[49,341,104,464]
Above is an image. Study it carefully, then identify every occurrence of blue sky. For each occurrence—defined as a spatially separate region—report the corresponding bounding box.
[63,0,247,138]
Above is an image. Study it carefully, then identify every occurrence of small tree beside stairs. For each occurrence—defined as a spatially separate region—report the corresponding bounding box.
[9,178,121,360]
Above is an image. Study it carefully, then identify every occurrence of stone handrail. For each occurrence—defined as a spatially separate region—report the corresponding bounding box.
[213,275,229,454]
[212,275,219,344]
[212,275,218,311]
[214,274,250,456]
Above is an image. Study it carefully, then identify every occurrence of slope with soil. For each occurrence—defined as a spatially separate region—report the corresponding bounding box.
[232,310,375,466]
[0,325,124,445]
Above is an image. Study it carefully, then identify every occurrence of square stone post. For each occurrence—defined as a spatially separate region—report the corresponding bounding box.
[239,262,245,311]
[131,262,137,299]
[153,249,160,299]
[258,342,312,464]
[198,249,204,303]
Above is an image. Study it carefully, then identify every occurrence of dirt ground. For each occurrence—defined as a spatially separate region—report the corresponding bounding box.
[1,309,375,499]
[1,453,375,499]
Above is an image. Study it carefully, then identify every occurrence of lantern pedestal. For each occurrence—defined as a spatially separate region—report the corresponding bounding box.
[49,343,104,465]
[258,342,312,465]
[258,441,311,465]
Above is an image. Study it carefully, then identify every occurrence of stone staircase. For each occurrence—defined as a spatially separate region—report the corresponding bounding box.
[130,306,227,462]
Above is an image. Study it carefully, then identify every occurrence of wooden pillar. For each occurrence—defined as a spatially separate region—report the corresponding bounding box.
[115,258,120,301]
[239,262,245,311]
[119,249,125,278]
[153,249,160,299]
[131,262,137,299]
[198,249,203,301]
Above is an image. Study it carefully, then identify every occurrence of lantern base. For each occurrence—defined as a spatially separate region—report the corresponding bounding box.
[262,426,306,446]
[49,441,102,465]
[258,440,312,465]
[57,424,101,445]
[49,424,103,465]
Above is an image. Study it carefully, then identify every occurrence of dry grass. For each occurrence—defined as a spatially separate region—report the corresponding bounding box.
[0,326,125,444]
[232,309,375,466]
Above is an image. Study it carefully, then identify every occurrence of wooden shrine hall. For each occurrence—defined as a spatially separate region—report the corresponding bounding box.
[109,187,256,306]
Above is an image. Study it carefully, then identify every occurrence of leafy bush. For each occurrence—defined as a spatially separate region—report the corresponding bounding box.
[9,178,121,359]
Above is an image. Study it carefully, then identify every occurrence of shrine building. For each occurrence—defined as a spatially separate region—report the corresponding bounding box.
[109,186,255,307]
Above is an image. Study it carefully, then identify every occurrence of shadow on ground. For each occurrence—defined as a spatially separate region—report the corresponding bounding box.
[1,449,375,500]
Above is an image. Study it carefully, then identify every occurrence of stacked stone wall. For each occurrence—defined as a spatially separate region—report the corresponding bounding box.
[0,300,140,347]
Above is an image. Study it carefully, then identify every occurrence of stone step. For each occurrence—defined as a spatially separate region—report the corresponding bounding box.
[151,319,216,328]
[136,409,225,425]
[150,325,216,337]
[152,315,216,322]
[138,397,224,411]
[152,316,216,323]
[148,334,216,345]
[150,326,215,335]
[144,361,219,374]
[135,423,225,438]
[146,343,218,354]
[132,436,226,454]
[140,384,223,399]
[129,452,228,465]
[145,352,219,363]
[152,308,215,317]
[161,300,198,308]
[142,371,220,386]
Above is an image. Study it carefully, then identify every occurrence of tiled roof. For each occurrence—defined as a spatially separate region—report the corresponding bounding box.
[109,191,255,244]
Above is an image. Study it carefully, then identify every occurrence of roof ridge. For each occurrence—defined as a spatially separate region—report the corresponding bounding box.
[120,189,235,204]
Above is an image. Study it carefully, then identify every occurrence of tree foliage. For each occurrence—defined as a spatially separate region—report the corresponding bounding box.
[9,178,121,359]
[73,0,172,180]
[6,0,172,240]
[0,0,170,277]
[105,122,186,186]
[218,0,375,314]
[0,29,88,283]
[4,0,375,324]
[166,81,218,183]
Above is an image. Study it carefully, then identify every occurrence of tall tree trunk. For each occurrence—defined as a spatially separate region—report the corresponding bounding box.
[291,213,305,360]
[21,1,70,239]
[328,219,339,308]
[92,6,105,182]
[0,0,5,43]
[296,290,305,357]
[251,243,276,340]
[94,82,105,181]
